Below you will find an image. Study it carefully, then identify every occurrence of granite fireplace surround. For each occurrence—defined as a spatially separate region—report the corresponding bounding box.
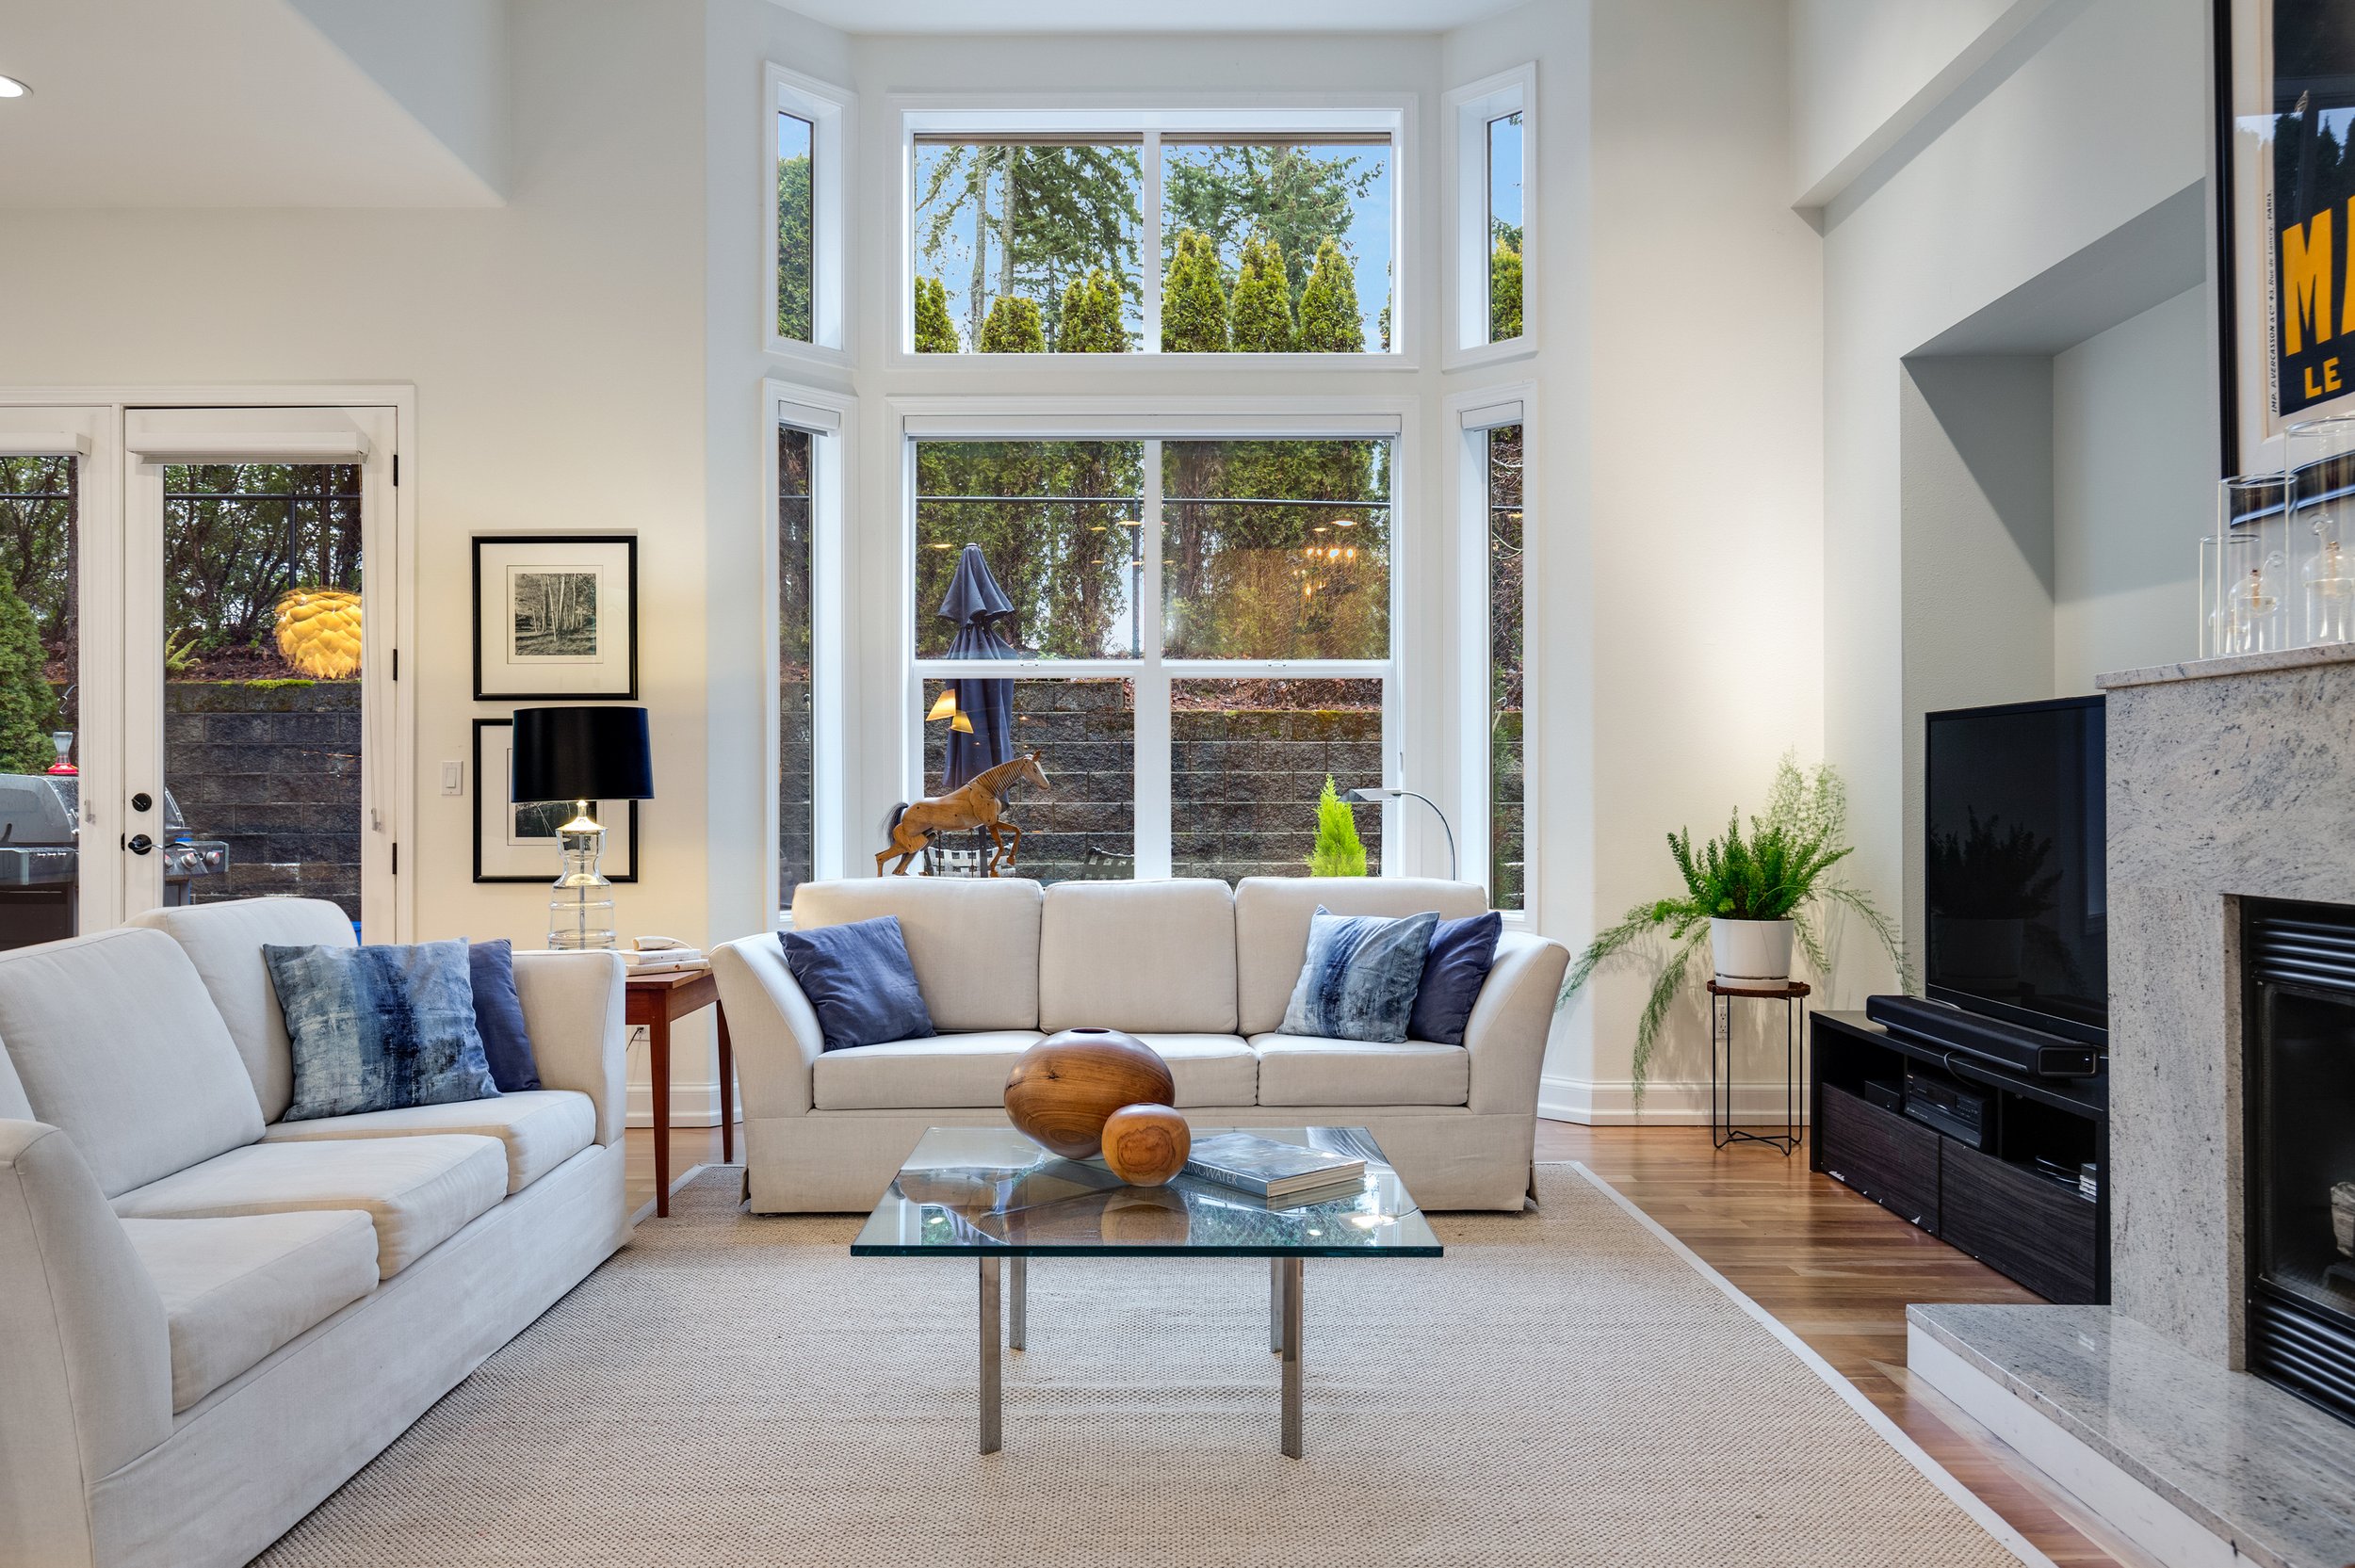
[1908,645,2355,1568]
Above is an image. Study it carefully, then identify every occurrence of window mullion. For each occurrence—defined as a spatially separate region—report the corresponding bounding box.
[1141,131,1163,354]
[1136,439,1172,877]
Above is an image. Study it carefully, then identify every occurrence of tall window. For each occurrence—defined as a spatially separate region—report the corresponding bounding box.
[1448,67,1533,357]
[776,112,815,343]
[778,426,814,907]
[908,115,1402,357]
[908,431,1395,882]
[1486,114,1523,343]
[768,67,851,358]
[1486,425,1524,909]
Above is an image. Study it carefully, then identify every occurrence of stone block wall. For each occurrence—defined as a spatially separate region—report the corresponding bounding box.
[164,681,362,919]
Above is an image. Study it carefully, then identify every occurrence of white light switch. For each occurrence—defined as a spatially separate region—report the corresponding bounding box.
[441,761,463,796]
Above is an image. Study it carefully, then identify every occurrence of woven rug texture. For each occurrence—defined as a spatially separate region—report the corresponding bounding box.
[252,1163,2024,1568]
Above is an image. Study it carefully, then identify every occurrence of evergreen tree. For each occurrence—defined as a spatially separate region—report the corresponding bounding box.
[775,151,814,340]
[1305,774,1368,877]
[1054,267,1127,351]
[1295,237,1364,353]
[914,276,961,353]
[979,295,1046,353]
[1161,230,1229,353]
[1489,240,1523,341]
[0,568,55,773]
[1228,231,1295,353]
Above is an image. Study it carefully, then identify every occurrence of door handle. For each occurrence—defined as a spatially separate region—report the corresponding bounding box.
[125,833,154,856]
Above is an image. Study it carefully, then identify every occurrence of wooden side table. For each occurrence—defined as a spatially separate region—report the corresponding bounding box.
[625,969,733,1217]
[1707,978,1810,1155]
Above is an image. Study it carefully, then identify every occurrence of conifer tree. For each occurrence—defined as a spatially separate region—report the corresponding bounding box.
[0,568,56,773]
[1161,230,1229,353]
[1228,230,1296,353]
[1305,774,1368,877]
[979,295,1046,353]
[1295,237,1364,353]
[1489,241,1523,340]
[1054,268,1127,351]
[914,276,961,353]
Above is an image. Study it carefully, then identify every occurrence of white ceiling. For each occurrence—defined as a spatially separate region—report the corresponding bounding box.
[770,0,1527,32]
[0,0,501,208]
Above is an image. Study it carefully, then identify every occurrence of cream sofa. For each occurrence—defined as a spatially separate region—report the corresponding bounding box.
[0,899,631,1568]
[714,877,1569,1213]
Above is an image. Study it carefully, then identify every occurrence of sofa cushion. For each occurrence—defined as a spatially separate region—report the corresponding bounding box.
[1408,912,1503,1046]
[468,939,542,1091]
[793,878,1042,1031]
[1131,1034,1258,1107]
[110,1134,506,1279]
[132,897,357,1123]
[0,1037,28,1121]
[1279,909,1438,1043]
[1248,1032,1470,1107]
[1039,880,1238,1033]
[0,927,264,1198]
[811,1029,1042,1111]
[258,1090,595,1194]
[1234,878,1489,1035]
[268,940,500,1122]
[781,916,935,1051]
[121,1211,378,1412]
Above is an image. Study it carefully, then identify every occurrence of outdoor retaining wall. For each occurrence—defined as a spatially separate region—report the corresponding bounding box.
[165,680,363,918]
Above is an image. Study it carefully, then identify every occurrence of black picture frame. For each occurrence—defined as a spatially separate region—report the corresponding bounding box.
[471,717,640,884]
[471,534,639,702]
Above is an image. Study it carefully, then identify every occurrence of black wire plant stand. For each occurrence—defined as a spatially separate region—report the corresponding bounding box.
[1707,978,1810,1155]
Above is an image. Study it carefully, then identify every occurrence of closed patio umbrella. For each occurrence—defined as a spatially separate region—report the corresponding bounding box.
[935,543,1016,791]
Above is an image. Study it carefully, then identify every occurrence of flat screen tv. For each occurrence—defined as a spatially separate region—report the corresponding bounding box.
[1924,695,2106,1047]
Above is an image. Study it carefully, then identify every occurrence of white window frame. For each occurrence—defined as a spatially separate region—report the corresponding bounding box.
[765,379,853,925]
[1450,381,1537,923]
[889,99,1417,371]
[1443,64,1535,369]
[767,63,854,365]
[891,396,1419,880]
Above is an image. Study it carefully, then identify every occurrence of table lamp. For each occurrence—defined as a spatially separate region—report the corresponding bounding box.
[511,705,653,951]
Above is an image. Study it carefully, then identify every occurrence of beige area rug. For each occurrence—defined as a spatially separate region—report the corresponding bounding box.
[253,1164,2037,1568]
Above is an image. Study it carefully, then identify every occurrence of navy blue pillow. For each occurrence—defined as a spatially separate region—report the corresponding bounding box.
[780,916,935,1053]
[468,939,542,1091]
[1407,912,1502,1045]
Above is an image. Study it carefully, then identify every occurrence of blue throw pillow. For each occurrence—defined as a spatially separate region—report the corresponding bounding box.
[267,940,500,1122]
[1407,912,1503,1045]
[780,915,935,1053]
[467,939,542,1092]
[1279,907,1439,1043]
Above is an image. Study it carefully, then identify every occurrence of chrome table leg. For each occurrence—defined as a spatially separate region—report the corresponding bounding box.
[1009,1256,1026,1351]
[1279,1257,1304,1458]
[979,1255,1001,1454]
[1270,1256,1284,1352]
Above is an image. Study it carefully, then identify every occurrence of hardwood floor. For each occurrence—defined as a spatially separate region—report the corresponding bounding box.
[625,1120,2136,1566]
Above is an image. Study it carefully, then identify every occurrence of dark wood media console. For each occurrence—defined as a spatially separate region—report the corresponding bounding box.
[1811,1011,2108,1303]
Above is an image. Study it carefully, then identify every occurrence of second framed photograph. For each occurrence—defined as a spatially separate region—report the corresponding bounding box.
[473,718,640,883]
[473,534,638,700]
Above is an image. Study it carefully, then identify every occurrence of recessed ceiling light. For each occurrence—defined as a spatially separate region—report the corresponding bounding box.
[0,76,29,99]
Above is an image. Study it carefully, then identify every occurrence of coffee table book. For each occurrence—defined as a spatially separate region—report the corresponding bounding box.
[1182,1131,1367,1200]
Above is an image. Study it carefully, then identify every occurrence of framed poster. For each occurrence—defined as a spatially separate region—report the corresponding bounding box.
[2218,0,2355,473]
[472,535,638,700]
[472,718,639,883]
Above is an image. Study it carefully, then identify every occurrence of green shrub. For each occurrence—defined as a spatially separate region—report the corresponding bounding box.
[914,276,961,353]
[979,295,1045,353]
[1054,268,1127,352]
[0,568,56,773]
[1295,237,1364,353]
[1305,774,1367,877]
[1228,230,1296,353]
[1162,230,1228,352]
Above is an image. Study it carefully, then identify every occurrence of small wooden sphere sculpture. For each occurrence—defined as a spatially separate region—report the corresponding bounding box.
[1004,1027,1176,1160]
[1099,1103,1192,1187]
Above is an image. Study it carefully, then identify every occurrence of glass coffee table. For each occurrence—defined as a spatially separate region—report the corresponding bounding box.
[852,1125,1442,1458]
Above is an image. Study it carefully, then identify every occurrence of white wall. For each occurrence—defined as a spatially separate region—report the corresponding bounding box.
[2053,285,2209,691]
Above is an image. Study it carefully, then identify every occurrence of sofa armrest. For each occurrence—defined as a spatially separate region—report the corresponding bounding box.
[0,1121,173,1565]
[1462,931,1570,1116]
[512,950,628,1145]
[711,935,825,1121]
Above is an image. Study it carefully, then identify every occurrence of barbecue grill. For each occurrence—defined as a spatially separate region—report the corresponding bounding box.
[0,776,231,948]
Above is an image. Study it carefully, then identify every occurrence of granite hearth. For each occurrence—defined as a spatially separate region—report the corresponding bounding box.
[1908,644,2355,1568]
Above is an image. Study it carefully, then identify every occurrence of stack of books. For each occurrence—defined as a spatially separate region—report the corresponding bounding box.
[622,938,708,977]
[1181,1132,1366,1206]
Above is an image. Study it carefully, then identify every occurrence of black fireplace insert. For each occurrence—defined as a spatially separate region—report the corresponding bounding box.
[2244,898,2355,1426]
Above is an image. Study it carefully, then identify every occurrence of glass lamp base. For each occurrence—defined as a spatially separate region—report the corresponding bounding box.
[549,814,617,951]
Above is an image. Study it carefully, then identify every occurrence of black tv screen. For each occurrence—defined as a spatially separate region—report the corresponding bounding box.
[1924,696,2106,1043]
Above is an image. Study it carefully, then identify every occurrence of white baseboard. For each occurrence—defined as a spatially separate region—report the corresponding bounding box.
[1908,1325,2232,1568]
[1538,1072,1813,1126]
[625,1081,739,1130]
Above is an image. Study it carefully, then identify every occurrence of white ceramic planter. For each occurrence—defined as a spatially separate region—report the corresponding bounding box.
[1710,918,1795,986]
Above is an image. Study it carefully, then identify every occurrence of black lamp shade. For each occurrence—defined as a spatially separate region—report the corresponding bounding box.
[511,706,654,802]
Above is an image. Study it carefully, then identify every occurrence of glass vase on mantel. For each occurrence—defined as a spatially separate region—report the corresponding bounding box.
[2288,415,2355,648]
[2205,475,2289,658]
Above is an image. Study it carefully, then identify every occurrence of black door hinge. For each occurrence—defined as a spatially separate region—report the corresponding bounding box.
[391,453,399,485]
[391,843,398,875]
[391,648,398,681]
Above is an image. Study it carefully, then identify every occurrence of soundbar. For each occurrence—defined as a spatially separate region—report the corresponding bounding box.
[1864,994,2102,1079]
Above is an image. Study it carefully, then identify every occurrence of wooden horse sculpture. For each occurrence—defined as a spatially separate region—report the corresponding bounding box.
[876,752,1050,877]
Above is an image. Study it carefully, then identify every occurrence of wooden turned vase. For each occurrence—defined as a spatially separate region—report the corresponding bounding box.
[1099,1103,1191,1187]
[1004,1027,1176,1160]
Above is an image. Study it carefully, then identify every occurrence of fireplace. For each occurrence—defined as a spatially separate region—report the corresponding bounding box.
[2243,898,2355,1425]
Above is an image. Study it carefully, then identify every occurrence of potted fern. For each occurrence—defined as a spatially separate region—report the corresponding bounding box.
[1559,758,1913,1100]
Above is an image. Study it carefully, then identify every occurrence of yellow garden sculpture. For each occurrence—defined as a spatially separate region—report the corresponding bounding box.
[273,589,362,679]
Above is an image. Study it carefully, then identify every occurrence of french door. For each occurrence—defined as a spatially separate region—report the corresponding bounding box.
[0,403,399,946]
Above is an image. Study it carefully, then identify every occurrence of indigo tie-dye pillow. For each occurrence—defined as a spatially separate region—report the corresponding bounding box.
[1279,907,1440,1043]
[267,940,501,1122]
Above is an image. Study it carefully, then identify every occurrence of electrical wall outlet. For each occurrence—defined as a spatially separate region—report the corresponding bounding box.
[440,760,463,796]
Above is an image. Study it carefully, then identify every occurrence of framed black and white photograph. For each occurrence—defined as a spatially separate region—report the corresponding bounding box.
[2217,0,2355,472]
[472,535,638,700]
[471,718,639,883]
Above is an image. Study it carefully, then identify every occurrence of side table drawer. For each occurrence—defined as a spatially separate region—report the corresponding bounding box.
[1820,1083,1940,1233]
